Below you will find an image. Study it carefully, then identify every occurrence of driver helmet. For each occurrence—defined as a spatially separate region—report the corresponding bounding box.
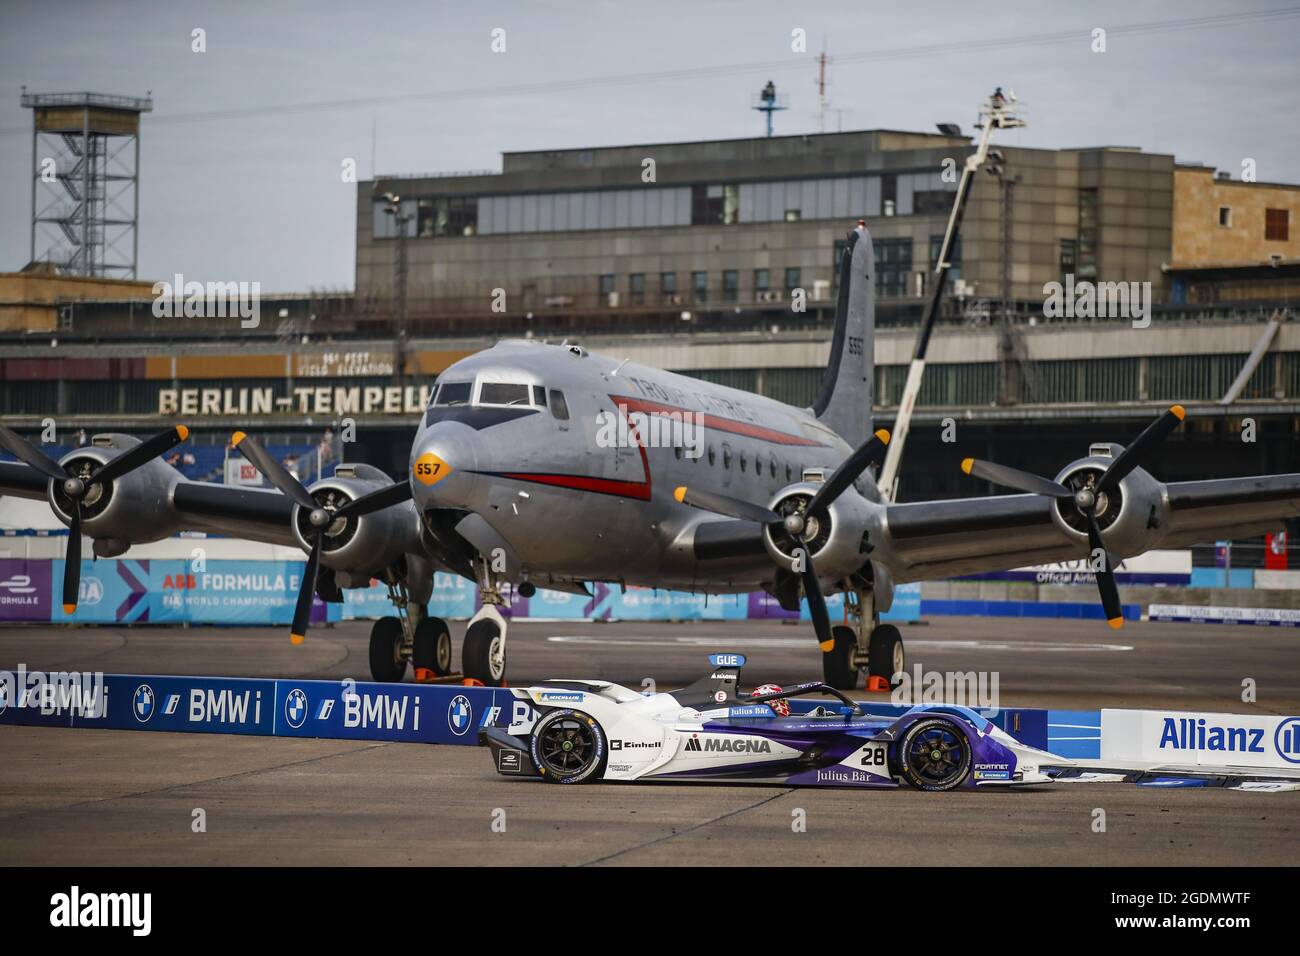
[752,683,790,717]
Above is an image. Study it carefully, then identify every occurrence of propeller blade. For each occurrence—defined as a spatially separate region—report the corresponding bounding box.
[1085,512,1124,629]
[290,533,322,645]
[335,480,413,520]
[62,502,82,614]
[93,425,189,485]
[0,424,66,481]
[1097,405,1185,493]
[806,429,891,517]
[673,485,780,525]
[231,431,317,510]
[961,458,1072,498]
[796,549,834,652]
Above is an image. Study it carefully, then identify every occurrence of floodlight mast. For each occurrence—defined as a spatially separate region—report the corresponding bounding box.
[878,89,1026,502]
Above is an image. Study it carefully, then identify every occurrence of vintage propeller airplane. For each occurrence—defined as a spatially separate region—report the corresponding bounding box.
[3,224,1298,688]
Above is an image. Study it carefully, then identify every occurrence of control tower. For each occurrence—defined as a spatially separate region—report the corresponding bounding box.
[20,89,152,278]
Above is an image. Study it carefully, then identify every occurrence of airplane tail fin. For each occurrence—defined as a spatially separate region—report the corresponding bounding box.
[812,224,874,448]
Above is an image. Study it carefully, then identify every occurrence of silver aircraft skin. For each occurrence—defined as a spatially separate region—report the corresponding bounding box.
[2,224,1299,689]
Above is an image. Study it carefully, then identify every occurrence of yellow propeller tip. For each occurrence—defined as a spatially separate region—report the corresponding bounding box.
[818,639,836,653]
[960,457,974,475]
[289,633,305,645]
[1107,617,1124,630]
[175,425,190,441]
[62,603,76,614]
[673,486,687,503]
[1169,404,1186,421]
[231,431,246,446]
[875,428,891,444]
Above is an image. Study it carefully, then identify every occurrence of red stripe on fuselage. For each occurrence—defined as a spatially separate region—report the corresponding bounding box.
[611,395,825,447]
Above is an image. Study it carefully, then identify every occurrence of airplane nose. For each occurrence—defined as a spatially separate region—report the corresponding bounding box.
[409,423,483,511]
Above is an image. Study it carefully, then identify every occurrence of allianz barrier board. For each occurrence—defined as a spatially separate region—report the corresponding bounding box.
[0,556,921,625]
[0,670,1050,751]
[1102,708,1300,770]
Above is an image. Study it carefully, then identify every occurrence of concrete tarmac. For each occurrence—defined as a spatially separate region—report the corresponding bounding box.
[1,616,1297,866]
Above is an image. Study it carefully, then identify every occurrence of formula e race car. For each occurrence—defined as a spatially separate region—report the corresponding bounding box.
[479,654,1066,790]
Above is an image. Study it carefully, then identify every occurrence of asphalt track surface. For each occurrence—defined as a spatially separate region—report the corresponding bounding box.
[1,616,1297,866]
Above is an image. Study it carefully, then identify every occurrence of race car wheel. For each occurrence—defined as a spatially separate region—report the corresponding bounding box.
[463,618,506,687]
[822,625,859,690]
[867,624,904,689]
[530,709,607,784]
[368,616,407,683]
[898,717,972,792]
[412,616,453,679]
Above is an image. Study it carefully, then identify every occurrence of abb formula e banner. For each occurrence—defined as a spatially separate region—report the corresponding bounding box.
[0,556,920,626]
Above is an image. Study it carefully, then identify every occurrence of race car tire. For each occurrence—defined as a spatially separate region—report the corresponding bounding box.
[822,625,859,690]
[368,616,407,683]
[463,618,506,687]
[412,616,453,678]
[530,709,608,784]
[898,717,973,792]
[867,624,905,689]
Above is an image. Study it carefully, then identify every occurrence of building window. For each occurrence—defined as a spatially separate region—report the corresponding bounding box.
[784,209,801,222]
[914,190,953,215]
[1058,238,1077,282]
[691,184,739,225]
[692,270,709,304]
[754,268,770,294]
[783,267,801,296]
[874,238,913,297]
[629,273,645,305]
[416,197,478,238]
[599,274,615,296]
[722,270,739,303]
[1265,208,1290,241]
[1077,188,1098,280]
[660,271,677,300]
[882,174,897,217]
[1218,206,1232,228]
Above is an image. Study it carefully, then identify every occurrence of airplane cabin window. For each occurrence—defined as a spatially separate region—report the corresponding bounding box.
[673,445,683,460]
[723,447,732,469]
[434,382,472,406]
[478,382,532,406]
[707,445,716,466]
[739,451,747,472]
[549,389,570,420]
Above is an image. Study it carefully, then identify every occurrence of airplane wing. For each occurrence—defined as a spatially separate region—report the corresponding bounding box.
[1,459,298,547]
[884,474,1300,583]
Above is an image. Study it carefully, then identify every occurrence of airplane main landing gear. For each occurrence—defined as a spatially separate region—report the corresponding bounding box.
[369,616,407,683]
[463,603,508,687]
[828,588,904,692]
[412,616,453,681]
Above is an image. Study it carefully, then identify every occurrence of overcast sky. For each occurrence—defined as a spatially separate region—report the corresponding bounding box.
[1,0,1297,291]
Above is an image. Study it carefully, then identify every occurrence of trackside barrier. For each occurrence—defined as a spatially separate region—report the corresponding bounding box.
[0,555,922,626]
[1102,709,1300,770]
[0,671,1052,750]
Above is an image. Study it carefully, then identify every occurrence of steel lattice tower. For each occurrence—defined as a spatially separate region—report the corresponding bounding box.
[20,90,152,278]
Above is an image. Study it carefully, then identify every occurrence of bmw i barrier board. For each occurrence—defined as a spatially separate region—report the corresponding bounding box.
[1101,709,1300,770]
[0,670,1049,749]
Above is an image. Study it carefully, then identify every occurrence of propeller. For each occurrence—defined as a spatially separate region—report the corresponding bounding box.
[675,428,890,652]
[959,404,1185,629]
[230,431,413,644]
[0,423,189,614]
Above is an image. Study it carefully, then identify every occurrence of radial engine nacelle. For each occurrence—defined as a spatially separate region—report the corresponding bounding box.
[292,463,423,577]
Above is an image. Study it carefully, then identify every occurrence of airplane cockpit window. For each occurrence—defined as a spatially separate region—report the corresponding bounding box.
[434,382,472,406]
[532,385,547,408]
[478,382,533,406]
[549,389,570,420]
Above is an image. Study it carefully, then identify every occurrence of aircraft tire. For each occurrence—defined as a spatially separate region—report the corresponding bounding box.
[412,616,453,679]
[822,625,859,689]
[368,616,407,683]
[463,618,506,687]
[867,624,905,689]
